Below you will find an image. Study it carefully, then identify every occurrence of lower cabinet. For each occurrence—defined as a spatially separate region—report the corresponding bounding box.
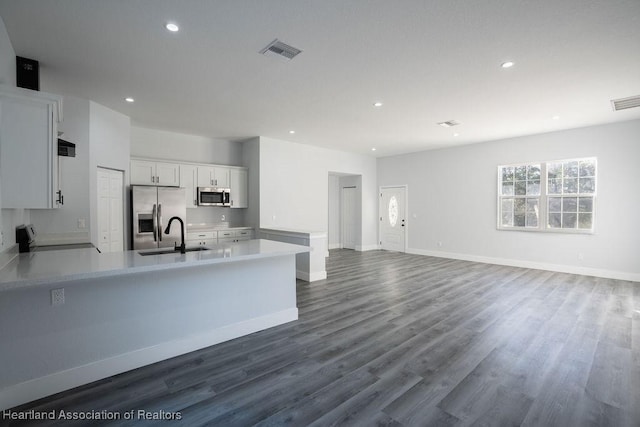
[218,229,253,243]
[186,231,217,247]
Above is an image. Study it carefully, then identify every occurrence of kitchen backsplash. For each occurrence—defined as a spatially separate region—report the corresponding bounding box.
[185,206,246,228]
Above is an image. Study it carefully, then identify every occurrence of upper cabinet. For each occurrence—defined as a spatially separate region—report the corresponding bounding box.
[130,159,180,187]
[179,164,198,208]
[197,166,229,188]
[229,168,248,208]
[0,85,63,209]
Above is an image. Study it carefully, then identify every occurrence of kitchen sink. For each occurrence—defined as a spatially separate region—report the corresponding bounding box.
[138,247,210,256]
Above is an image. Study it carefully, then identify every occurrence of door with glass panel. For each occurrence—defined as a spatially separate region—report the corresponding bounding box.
[379,187,406,252]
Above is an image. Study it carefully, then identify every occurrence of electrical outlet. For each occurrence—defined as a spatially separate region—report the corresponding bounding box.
[221,214,226,221]
[51,288,65,306]
[437,241,443,247]
[77,218,86,229]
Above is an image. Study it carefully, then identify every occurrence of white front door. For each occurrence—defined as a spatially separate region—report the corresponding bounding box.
[379,187,406,252]
[342,187,357,249]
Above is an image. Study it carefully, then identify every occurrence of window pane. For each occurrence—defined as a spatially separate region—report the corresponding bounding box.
[515,181,526,195]
[563,213,577,228]
[563,178,578,194]
[514,214,526,227]
[579,160,595,177]
[526,213,538,227]
[579,213,593,229]
[502,166,514,182]
[548,178,562,194]
[501,212,513,226]
[515,166,527,181]
[548,163,562,179]
[526,198,538,213]
[579,177,595,193]
[578,197,593,213]
[514,198,526,214]
[502,198,514,213]
[549,213,562,228]
[548,197,562,212]
[502,182,514,195]
[526,180,540,196]
[564,161,579,178]
[527,165,541,180]
[562,197,577,212]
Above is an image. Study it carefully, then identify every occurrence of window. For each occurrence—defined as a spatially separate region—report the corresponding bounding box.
[498,157,596,233]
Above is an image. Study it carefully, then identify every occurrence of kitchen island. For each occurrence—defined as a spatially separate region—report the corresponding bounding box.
[0,240,308,410]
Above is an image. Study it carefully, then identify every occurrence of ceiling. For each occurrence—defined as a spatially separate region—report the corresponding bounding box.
[1,0,639,157]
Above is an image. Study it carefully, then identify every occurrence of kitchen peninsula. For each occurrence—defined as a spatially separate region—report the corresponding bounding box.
[0,239,308,411]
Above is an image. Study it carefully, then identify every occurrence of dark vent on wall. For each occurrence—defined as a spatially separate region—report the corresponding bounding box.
[611,95,640,111]
[260,39,302,60]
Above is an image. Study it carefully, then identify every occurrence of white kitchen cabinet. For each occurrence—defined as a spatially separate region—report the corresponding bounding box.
[186,230,217,247]
[130,160,180,186]
[229,168,248,208]
[197,165,229,188]
[218,229,253,243]
[0,85,63,209]
[179,164,198,208]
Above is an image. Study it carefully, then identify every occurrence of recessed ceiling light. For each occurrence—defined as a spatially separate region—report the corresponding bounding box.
[125,97,135,103]
[501,61,514,68]
[371,148,377,151]
[289,130,295,134]
[165,22,179,32]
[373,102,383,107]
[453,133,459,137]
[552,115,560,120]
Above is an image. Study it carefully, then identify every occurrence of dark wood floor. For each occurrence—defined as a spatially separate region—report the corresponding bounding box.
[5,249,639,426]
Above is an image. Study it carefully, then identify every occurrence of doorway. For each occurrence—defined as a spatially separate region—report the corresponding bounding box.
[379,186,407,252]
[97,167,124,252]
[341,187,357,249]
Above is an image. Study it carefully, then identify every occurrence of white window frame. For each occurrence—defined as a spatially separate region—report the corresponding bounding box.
[497,157,597,234]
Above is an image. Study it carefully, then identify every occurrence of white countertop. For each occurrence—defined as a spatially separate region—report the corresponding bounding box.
[0,239,308,292]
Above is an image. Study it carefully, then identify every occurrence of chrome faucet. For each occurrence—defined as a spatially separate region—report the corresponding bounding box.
[164,216,186,254]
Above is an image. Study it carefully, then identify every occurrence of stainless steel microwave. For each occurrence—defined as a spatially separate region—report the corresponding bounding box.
[197,187,230,206]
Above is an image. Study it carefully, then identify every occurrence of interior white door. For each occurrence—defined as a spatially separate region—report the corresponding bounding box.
[97,167,124,253]
[342,187,357,250]
[379,187,406,252]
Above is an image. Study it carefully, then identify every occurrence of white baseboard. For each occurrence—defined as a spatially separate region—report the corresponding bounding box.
[0,308,298,411]
[328,243,341,250]
[407,248,640,282]
[297,269,327,282]
[356,244,380,252]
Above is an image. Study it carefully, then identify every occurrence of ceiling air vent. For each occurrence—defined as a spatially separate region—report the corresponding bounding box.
[611,95,640,111]
[260,39,302,61]
[437,120,460,128]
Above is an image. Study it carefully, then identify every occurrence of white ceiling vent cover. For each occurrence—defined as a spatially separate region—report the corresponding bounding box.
[437,120,460,127]
[260,39,302,61]
[611,95,640,111]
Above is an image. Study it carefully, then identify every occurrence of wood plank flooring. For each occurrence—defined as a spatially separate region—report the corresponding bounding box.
[4,249,639,426]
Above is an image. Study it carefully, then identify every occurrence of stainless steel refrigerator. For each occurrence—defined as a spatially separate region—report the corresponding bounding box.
[131,186,186,250]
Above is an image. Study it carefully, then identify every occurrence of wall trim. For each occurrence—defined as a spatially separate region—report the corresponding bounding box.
[407,248,640,282]
[297,269,327,282]
[356,244,380,252]
[0,308,298,411]
[328,243,341,250]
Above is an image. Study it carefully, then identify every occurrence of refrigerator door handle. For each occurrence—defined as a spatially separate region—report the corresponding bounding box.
[158,204,163,242]
[152,204,158,242]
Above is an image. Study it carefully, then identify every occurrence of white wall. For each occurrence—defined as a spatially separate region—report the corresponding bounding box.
[0,16,15,87]
[131,126,242,165]
[89,102,130,249]
[30,96,90,244]
[241,137,260,231]
[377,119,640,281]
[0,15,29,257]
[259,137,378,250]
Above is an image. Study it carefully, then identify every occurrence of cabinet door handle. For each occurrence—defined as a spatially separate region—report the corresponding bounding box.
[156,176,160,183]
[151,176,155,183]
